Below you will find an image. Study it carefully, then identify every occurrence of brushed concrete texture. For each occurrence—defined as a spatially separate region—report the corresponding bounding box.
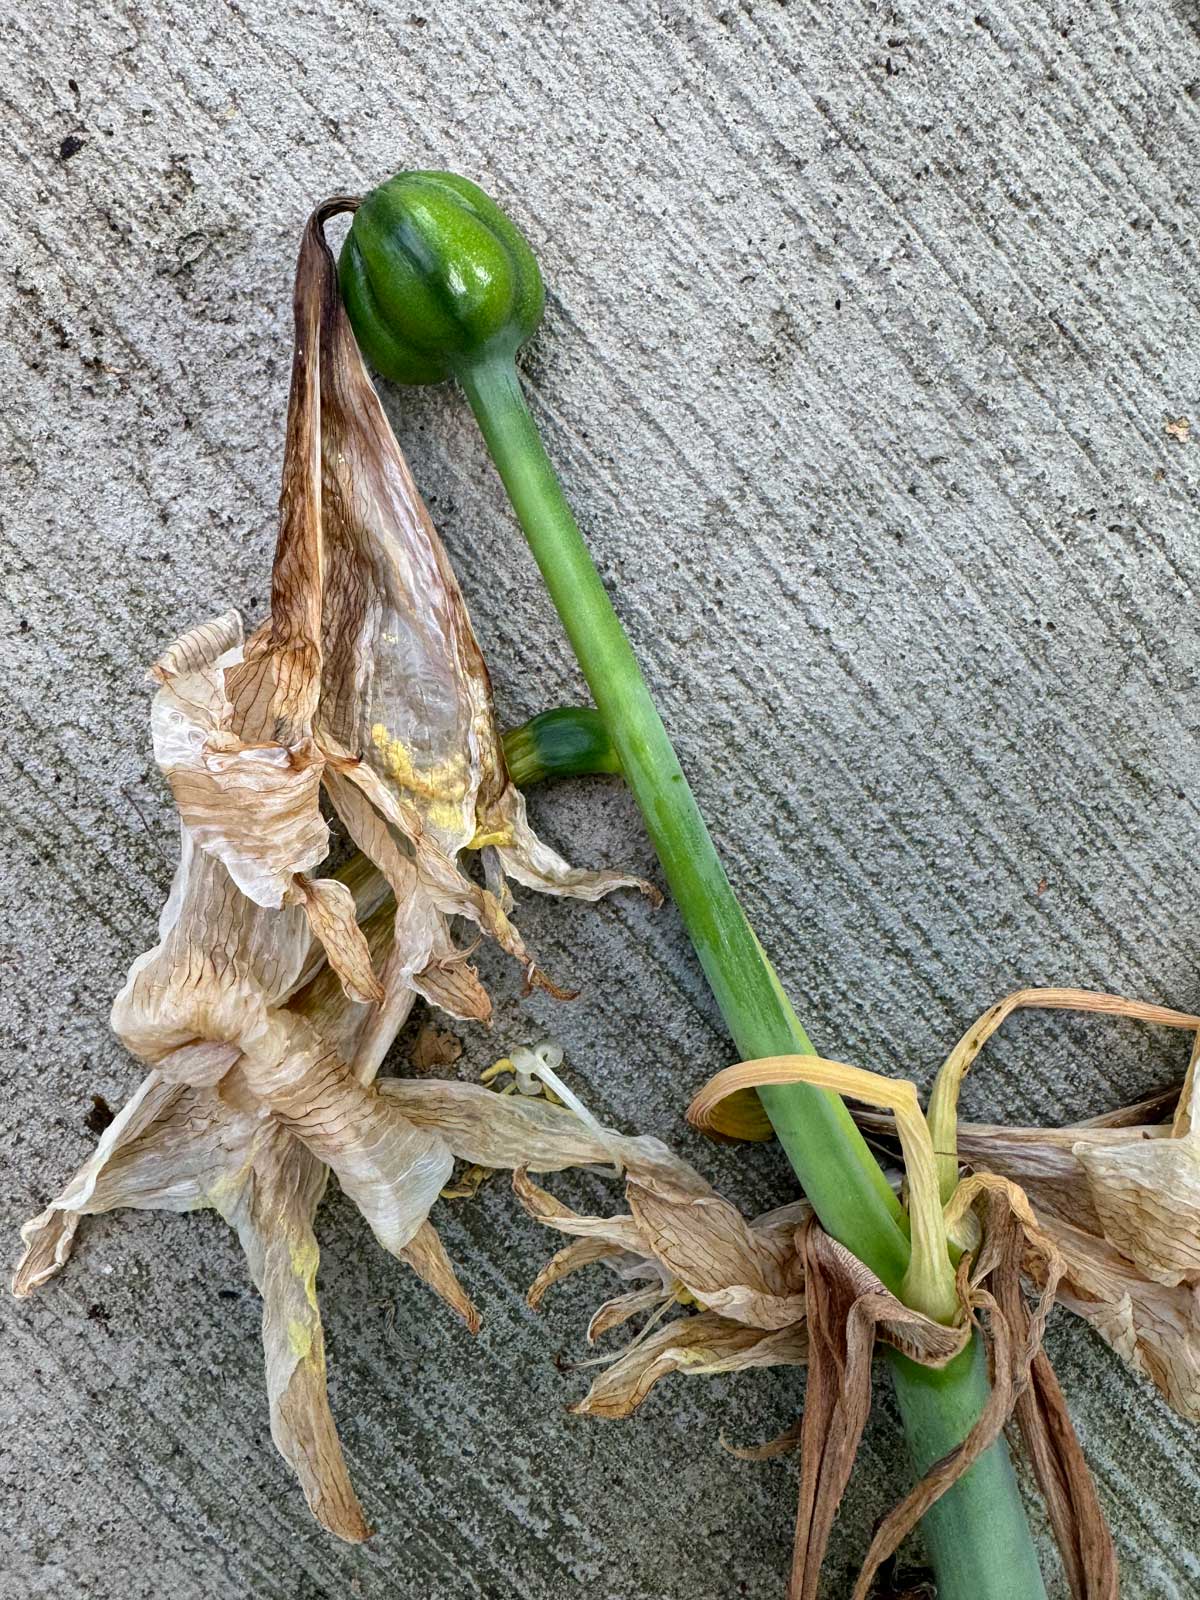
[3,2,1200,1597]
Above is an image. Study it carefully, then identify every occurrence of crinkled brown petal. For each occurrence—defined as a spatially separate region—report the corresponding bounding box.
[220,1124,369,1542]
[399,1219,481,1333]
[572,1312,809,1420]
[527,1237,628,1309]
[286,874,386,1006]
[626,1174,807,1329]
[387,1079,699,1181]
[485,782,659,907]
[238,1012,452,1259]
[514,1168,651,1257]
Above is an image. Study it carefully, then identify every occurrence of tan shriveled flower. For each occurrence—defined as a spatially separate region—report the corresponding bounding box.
[525,1007,1134,1599]
[515,1166,812,1418]
[11,199,656,1541]
[921,987,1200,1425]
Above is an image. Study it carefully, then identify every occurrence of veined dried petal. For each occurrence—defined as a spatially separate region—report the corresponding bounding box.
[481,784,662,908]
[1073,1034,1200,1287]
[517,1149,817,1420]
[1074,1134,1200,1286]
[13,1073,252,1295]
[149,604,329,911]
[285,874,386,1006]
[1052,1216,1200,1421]
[571,1313,809,1420]
[858,989,1200,1423]
[398,1219,480,1332]
[527,1237,628,1309]
[16,195,655,1543]
[626,1174,807,1329]
[220,1125,369,1541]
[234,1011,452,1260]
[949,1107,1200,1423]
[382,1077,694,1181]
[789,1224,968,1600]
[13,1071,370,1538]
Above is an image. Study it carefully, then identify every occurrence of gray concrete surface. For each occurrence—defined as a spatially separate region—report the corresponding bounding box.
[3,3,1200,1596]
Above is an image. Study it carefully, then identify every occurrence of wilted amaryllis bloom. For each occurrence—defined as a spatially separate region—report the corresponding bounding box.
[12,199,655,1540]
[516,1167,812,1417]
[529,1009,1128,1600]
[923,987,1200,1425]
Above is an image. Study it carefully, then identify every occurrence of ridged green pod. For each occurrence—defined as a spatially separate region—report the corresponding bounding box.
[339,171,544,384]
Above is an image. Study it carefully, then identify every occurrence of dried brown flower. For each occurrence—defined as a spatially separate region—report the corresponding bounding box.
[12,200,654,1540]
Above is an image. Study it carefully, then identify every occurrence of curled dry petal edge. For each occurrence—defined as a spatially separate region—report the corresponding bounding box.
[13,199,653,1540]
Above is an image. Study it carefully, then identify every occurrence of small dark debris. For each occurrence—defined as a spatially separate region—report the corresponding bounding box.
[217,1287,241,1301]
[408,1020,463,1072]
[84,1093,114,1134]
[59,134,86,162]
[86,1303,111,1333]
[869,1554,937,1599]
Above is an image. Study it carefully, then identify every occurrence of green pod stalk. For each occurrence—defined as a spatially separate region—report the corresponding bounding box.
[502,707,622,786]
[340,170,1049,1600]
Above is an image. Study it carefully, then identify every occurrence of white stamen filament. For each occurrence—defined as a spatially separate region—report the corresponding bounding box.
[510,1039,624,1177]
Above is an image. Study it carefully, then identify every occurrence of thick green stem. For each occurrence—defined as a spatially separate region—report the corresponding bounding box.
[459,351,1047,1598]
[889,1341,1047,1599]
[463,354,907,1278]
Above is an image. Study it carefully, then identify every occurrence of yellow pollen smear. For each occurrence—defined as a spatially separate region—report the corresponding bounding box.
[287,1317,314,1360]
[202,1157,255,1206]
[673,1283,707,1310]
[369,721,472,833]
[468,826,513,850]
[289,1235,320,1312]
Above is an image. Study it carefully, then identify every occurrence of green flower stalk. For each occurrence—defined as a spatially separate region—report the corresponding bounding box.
[341,172,1048,1599]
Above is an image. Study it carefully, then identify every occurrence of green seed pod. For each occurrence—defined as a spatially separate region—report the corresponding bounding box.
[339,171,545,384]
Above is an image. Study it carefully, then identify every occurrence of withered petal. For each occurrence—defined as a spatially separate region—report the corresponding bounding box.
[527,1237,626,1310]
[239,1011,452,1259]
[570,1311,809,1420]
[385,1079,696,1181]
[287,873,385,1006]
[220,1125,369,1543]
[399,1219,481,1334]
